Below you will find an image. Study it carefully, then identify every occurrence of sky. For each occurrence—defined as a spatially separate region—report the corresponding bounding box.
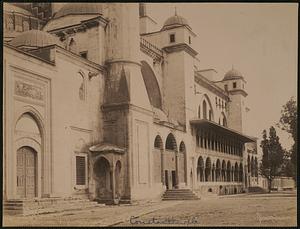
[148,3,298,151]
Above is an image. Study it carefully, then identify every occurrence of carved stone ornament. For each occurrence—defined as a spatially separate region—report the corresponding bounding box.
[15,80,44,101]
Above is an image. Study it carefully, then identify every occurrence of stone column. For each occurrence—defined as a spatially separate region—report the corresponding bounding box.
[161,150,164,185]
[175,151,179,188]
[110,164,116,201]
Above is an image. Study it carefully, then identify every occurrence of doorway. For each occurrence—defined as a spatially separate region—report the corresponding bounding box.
[171,170,176,189]
[16,146,37,198]
[165,170,169,190]
[94,157,111,199]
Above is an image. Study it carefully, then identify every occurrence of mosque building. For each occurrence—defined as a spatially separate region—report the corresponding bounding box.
[3,2,259,213]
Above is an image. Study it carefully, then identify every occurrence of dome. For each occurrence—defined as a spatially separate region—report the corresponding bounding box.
[223,68,244,81]
[53,3,104,19]
[3,3,33,17]
[10,30,64,48]
[162,13,190,30]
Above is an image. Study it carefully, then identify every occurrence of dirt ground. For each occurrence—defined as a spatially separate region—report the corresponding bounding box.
[2,190,297,227]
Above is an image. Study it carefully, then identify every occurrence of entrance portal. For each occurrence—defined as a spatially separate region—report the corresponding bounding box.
[16,146,37,198]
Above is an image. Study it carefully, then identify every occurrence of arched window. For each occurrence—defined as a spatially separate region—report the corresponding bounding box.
[165,133,177,151]
[69,38,78,54]
[209,110,212,121]
[154,135,163,149]
[203,100,207,119]
[223,117,227,127]
[78,72,85,100]
[221,112,227,127]
[198,105,201,118]
[23,20,30,31]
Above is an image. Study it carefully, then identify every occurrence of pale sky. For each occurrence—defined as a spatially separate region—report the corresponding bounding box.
[148,3,298,151]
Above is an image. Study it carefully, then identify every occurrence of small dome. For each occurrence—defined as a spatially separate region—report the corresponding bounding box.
[223,68,244,81]
[53,3,103,19]
[10,30,63,48]
[3,3,33,17]
[162,13,190,30]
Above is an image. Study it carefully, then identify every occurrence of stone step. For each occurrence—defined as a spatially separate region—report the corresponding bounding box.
[162,189,199,201]
[162,193,196,197]
[162,197,199,201]
[3,198,103,216]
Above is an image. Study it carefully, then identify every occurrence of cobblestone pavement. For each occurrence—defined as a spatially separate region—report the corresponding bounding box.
[3,191,297,227]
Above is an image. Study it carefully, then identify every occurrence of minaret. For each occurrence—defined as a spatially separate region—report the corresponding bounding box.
[138,3,158,34]
[103,3,153,200]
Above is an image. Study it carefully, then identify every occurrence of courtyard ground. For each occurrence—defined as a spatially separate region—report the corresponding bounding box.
[2,190,297,227]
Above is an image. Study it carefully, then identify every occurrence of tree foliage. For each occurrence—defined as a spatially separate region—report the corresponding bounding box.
[277,97,297,180]
[259,126,284,192]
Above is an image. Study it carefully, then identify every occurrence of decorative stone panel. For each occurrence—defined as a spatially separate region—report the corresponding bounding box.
[15,80,44,101]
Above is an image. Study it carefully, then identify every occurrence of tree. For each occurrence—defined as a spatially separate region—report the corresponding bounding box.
[277,97,297,181]
[259,126,284,193]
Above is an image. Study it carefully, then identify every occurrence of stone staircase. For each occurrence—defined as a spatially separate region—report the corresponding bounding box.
[248,186,267,193]
[162,189,200,201]
[3,197,104,216]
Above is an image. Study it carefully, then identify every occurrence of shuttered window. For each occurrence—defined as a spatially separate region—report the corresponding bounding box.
[76,156,86,185]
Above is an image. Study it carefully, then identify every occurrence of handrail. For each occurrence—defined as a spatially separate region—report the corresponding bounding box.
[140,37,163,60]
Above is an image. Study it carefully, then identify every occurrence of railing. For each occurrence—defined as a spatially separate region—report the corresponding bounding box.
[140,37,163,61]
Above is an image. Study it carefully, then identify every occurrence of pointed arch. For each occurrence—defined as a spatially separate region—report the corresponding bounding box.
[220,112,227,127]
[154,135,163,150]
[69,37,78,53]
[201,94,214,121]
[165,133,177,151]
[197,156,204,182]
[78,71,86,100]
[205,157,212,181]
[202,100,207,119]
[179,141,187,184]
[198,105,201,118]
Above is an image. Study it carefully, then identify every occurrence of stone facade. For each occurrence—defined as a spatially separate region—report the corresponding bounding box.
[3,3,259,205]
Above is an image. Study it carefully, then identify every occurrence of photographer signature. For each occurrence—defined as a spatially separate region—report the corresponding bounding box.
[130,216,200,225]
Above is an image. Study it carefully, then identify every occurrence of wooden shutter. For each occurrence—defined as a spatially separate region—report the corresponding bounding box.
[76,156,86,185]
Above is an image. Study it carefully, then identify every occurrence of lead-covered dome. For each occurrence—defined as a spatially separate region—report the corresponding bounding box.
[162,13,190,30]
[10,30,64,48]
[223,68,244,81]
[53,3,104,19]
[44,3,105,32]
[3,3,33,17]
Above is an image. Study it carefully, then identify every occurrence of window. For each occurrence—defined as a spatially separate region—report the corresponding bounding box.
[203,100,207,119]
[6,14,14,31]
[224,84,228,91]
[78,73,85,100]
[69,38,78,54]
[76,156,86,185]
[233,82,237,88]
[189,36,191,44]
[80,51,88,59]
[169,34,175,43]
[23,20,30,31]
